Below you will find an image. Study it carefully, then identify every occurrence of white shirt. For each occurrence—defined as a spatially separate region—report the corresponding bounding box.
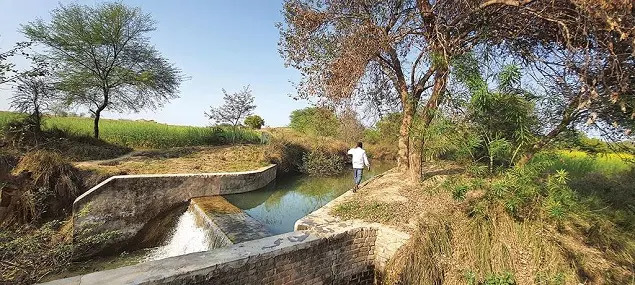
[347,147,370,169]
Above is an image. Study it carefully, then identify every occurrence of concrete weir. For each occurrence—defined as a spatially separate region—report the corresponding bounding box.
[189,196,273,244]
[44,167,411,285]
[72,165,277,254]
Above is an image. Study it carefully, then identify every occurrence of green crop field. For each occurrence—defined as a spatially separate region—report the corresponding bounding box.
[539,149,634,176]
[0,111,261,149]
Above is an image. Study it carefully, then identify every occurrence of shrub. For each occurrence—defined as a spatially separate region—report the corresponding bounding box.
[300,149,345,176]
[376,112,402,145]
[264,128,348,175]
[363,128,381,144]
[0,221,74,283]
[0,220,119,283]
[244,115,265,129]
[265,138,308,174]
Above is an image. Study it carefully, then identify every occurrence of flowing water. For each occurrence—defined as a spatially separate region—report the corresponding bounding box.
[142,209,227,262]
[46,161,394,281]
[225,161,394,234]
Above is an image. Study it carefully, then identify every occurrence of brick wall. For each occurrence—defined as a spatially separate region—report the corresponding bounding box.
[43,229,380,285]
[180,229,377,285]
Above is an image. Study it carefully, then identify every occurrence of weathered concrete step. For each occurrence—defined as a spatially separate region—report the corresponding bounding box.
[190,196,273,243]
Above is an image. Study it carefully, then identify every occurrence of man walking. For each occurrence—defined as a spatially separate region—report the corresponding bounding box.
[347,142,370,193]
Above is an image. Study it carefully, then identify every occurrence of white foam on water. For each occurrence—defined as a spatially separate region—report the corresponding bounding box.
[143,210,212,261]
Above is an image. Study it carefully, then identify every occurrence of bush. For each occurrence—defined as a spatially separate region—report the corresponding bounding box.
[376,112,402,145]
[265,138,309,174]
[300,149,345,176]
[447,151,634,282]
[0,220,119,283]
[0,221,74,283]
[264,128,348,176]
[244,115,265,129]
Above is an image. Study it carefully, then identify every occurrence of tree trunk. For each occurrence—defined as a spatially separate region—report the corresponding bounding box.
[32,110,41,133]
[93,112,101,139]
[93,89,109,139]
[397,94,414,171]
[409,69,449,180]
[408,136,423,180]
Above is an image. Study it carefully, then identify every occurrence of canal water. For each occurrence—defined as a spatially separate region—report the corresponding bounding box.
[225,161,393,235]
[45,161,393,281]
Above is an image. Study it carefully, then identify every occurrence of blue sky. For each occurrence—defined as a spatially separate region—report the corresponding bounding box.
[0,0,310,127]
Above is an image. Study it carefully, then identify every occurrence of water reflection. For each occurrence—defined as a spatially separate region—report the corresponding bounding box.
[224,161,394,234]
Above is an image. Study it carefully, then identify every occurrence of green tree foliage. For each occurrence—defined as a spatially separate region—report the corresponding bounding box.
[453,55,538,170]
[289,107,338,137]
[244,115,265,129]
[22,2,182,139]
[376,113,402,145]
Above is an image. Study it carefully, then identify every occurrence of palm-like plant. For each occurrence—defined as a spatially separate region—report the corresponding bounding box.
[453,54,539,171]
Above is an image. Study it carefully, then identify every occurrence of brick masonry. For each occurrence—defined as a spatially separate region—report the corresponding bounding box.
[42,229,378,285]
[295,183,410,275]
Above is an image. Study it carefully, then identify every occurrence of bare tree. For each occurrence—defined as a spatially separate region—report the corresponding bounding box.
[205,86,256,143]
[10,74,56,133]
[22,2,183,139]
[0,39,31,85]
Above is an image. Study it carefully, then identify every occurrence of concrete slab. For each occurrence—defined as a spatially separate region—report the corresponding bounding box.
[190,197,273,243]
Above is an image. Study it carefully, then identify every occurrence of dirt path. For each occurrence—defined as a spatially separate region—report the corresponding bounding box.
[331,163,463,233]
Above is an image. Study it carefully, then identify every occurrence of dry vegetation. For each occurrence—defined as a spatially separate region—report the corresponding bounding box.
[75,145,270,175]
[332,155,634,284]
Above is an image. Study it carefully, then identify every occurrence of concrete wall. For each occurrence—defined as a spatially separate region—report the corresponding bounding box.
[43,228,377,285]
[73,165,276,254]
[189,197,272,244]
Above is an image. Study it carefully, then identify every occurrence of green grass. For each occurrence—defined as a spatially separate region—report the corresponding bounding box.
[0,111,25,133]
[332,200,398,223]
[0,111,262,149]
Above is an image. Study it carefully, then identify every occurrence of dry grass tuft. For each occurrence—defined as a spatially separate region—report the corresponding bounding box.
[1,150,83,226]
[387,208,579,285]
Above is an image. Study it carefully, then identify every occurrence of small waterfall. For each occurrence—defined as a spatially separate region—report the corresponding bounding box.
[143,204,231,261]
